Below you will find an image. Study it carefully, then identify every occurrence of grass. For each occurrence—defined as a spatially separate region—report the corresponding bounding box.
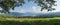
[1,16,60,22]
[0,17,60,25]
[0,15,60,25]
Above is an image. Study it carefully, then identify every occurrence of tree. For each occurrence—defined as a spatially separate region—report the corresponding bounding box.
[0,0,24,13]
[29,0,56,11]
[0,0,56,13]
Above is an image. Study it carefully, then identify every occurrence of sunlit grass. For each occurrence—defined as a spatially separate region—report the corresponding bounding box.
[0,15,60,22]
[4,17,60,22]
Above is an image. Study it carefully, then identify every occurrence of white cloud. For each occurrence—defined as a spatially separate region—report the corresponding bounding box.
[19,6,52,13]
[18,6,41,13]
[17,0,60,13]
[51,0,60,12]
[19,9,26,13]
[32,6,36,11]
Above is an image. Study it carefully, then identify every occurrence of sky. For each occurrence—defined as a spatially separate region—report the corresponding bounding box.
[52,0,60,12]
[1,0,60,13]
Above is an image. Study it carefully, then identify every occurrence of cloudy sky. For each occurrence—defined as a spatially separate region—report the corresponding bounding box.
[3,0,60,13]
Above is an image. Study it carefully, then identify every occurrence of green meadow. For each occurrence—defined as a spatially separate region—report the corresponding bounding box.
[0,15,60,25]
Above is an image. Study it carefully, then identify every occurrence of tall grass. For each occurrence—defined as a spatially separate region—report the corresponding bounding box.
[0,19,60,25]
[0,15,60,25]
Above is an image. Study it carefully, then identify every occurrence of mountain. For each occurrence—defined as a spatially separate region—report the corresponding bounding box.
[23,12,36,16]
[2,12,60,17]
[3,12,37,16]
[4,12,25,16]
[49,12,60,17]
[37,12,60,17]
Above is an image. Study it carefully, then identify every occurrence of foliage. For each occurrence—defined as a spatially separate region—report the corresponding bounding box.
[0,0,56,13]
[0,0,24,13]
[28,0,56,11]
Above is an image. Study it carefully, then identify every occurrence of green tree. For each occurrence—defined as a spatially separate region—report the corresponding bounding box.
[29,0,56,11]
[0,0,56,13]
[0,0,24,13]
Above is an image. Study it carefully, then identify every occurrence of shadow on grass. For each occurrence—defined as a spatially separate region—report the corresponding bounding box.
[0,19,60,25]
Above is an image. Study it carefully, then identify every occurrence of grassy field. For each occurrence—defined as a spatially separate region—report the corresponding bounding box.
[1,16,60,22]
[0,17,60,25]
[0,15,60,25]
[0,15,60,21]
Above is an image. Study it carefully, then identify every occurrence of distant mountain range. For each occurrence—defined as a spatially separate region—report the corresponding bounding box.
[3,12,37,16]
[1,12,60,17]
[37,12,60,17]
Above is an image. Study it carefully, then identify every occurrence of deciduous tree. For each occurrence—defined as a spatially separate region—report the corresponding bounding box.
[0,0,56,13]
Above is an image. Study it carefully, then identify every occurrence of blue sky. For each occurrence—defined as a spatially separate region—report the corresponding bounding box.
[1,0,60,13]
[10,0,41,13]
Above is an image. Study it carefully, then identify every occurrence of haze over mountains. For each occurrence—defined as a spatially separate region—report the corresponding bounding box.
[2,12,60,17]
[0,10,60,17]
